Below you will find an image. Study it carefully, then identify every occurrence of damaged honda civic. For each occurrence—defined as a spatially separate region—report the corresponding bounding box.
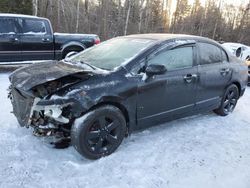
[8,34,248,159]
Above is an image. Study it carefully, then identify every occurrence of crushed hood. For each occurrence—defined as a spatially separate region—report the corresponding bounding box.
[9,60,100,91]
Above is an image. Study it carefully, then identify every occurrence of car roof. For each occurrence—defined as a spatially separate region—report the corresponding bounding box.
[122,34,235,64]
[223,42,250,49]
[0,13,45,19]
[124,33,218,44]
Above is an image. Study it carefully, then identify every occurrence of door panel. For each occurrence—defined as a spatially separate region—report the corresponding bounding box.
[0,17,21,63]
[196,63,232,110]
[135,45,198,128]
[137,67,198,128]
[196,42,232,110]
[19,18,54,61]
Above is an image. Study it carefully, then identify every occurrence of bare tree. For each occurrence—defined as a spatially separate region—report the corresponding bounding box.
[32,0,38,16]
[57,0,61,31]
[75,0,81,33]
[124,0,131,35]
[138,0,145,33]
[29,0,250,45]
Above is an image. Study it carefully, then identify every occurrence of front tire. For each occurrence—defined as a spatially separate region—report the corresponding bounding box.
[71,105,126,159]
[214,84,239,116]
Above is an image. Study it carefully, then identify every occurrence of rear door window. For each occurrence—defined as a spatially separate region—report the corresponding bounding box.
[198,43,225,65]
[148,46,194,71]
[0,17,17,34]
[22,19,47,34]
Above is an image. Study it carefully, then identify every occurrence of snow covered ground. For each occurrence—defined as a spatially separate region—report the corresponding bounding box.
[1,73,250,188]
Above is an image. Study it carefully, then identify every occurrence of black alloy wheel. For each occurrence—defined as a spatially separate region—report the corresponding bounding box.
[223,88,238,113]
[214,84,239,116]
[85,115,121,154]
[71,105,126,159]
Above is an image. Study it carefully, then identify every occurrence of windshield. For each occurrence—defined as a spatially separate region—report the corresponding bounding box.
[69,37,155,70]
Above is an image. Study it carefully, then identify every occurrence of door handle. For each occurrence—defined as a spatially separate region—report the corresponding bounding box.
[10,37,19,42]
[184,74,197,83]
[220,68,230,76]
[42,38,50,42]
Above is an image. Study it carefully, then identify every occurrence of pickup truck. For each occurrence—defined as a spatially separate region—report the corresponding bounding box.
[0,13,100,64]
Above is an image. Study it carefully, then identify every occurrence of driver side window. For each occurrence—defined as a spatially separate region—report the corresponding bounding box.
[148,46,194,71]
[0,18,18,34]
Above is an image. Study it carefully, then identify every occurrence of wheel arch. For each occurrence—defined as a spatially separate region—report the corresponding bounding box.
[62,41,86,57]
[229,81,241,98]
[232,81,241,91]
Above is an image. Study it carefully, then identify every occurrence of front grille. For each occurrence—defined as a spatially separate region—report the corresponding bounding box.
[10,87,34,127]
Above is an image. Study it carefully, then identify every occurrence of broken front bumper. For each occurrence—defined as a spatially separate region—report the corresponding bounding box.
[9,87,83,128]
[9,87,35,127]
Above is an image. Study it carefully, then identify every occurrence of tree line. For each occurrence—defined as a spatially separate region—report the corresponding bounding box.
[1,0,250,45]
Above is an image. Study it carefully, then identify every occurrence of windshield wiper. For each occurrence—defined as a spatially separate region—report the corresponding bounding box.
[66,59,102,71]
[79,61,97,70]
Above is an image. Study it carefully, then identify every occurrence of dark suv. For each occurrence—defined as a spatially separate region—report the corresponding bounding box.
[9,34,248,159]
[0,13,100,64]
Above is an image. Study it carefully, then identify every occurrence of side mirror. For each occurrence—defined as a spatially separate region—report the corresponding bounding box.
[65,51,78,60]
[145,64,167,77]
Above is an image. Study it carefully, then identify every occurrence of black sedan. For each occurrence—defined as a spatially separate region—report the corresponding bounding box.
[9,34,248,159]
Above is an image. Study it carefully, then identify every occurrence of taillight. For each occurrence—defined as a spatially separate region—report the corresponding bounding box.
[94,37,101,45]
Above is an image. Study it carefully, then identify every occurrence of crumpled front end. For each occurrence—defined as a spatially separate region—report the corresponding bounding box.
[30,97,85,126]
[8,65,95,137]
[8,60,110,139]
[9,86,35,127]
[9,86,69,124]
[9,83,90,138]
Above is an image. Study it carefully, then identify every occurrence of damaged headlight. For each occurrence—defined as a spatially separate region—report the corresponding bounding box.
[33,99,74,125]
[43,105,69,124]
[29,97,84,127]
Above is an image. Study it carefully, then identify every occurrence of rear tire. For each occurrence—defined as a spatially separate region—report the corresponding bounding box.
[62,46,84,59]
[71,105,126,160]
[214,84,239,116]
